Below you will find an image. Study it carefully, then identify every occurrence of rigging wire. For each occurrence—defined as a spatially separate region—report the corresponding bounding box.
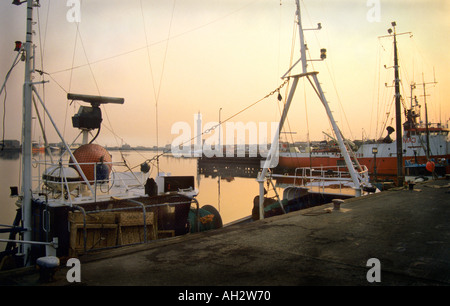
[370,39,381,141]
[2,88,7,149]
[302,77,311,164]
[294,1,347,143]
[159,0,176,168]
[1,55,22,150]
[49,0,258,76]
[130,79,290,170]
[376,40,395,139]
[139,0,158,127]
[75,23,101,96]
[276,17,297,149]
[71,22,121,150]
[376,35,413,140]
[36,3,51,163]
[63,16,80,139]
[139,0,176,171]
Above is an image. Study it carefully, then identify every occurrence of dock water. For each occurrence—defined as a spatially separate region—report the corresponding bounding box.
[1,179,449,286]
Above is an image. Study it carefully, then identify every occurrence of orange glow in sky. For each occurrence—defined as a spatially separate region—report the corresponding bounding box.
[1,0,449,148]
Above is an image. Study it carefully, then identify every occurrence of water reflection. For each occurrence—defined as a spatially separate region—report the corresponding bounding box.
[197,155,264,222]
[0,150,20,160]
[198,156,262,179]
[0,152,23,248]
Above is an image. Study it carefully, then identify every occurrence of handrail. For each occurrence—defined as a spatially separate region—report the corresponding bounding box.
[72,205,87,253]
[0,238,57,247]
[273,164,371,194]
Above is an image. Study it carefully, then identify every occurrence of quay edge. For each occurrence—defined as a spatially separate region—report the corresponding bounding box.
[0,179,449,286]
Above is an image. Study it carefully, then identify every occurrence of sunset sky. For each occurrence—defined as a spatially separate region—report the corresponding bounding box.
[1,0,449,148]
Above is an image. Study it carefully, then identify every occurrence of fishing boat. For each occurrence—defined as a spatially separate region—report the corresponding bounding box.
[277,21,450,186]
[32,141,45,154]
[254,0,375,220]
[0,0,222,272]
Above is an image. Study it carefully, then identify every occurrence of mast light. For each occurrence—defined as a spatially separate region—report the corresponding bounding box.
[12,0,26,5]
[14,41,22,51]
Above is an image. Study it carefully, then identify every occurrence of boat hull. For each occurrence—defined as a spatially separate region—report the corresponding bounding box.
[27,194,198,261]
[278,154,450,179]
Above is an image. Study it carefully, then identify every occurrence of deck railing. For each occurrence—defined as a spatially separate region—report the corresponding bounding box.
[31,158,148,206]
[271,164,370,195]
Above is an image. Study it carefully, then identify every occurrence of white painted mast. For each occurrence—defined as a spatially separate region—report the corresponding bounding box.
[257,0,362,219]
[21,0,35,266]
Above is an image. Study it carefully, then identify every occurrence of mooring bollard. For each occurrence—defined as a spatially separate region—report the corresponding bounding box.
[36,256,60,282]
[332,199,345,211]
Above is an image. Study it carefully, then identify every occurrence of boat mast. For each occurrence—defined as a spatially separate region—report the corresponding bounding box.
[420,73,438,160]
[423,78,430,160]
[296,0,308,74]
[391,22,404,186]
[257,0,363,219]
[21,0,35,265]
[295,0,361,190]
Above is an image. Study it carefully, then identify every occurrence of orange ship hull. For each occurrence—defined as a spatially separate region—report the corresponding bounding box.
[278,155,450,178]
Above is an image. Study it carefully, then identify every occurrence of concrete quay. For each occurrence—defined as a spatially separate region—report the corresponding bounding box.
[1,179,450,286]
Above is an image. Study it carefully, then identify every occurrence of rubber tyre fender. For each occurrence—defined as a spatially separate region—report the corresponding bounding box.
[201,204,223,229]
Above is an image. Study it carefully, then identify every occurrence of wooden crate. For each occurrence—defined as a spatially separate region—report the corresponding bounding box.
[117,211,157,245]
[68,210,158,255]
[69,223,118,256]
[68,211,117,224]
[68,211,118,256]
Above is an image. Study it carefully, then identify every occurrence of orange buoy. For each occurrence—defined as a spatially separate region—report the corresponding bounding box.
[70,144,112,182]
[425,161,435,173]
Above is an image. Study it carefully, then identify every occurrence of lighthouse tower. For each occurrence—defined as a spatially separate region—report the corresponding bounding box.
[194,112,202,156]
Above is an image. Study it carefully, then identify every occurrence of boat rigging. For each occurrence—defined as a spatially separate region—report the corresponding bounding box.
[256,0,373,220]
[277,20,449,186]
[0,0,224,270]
